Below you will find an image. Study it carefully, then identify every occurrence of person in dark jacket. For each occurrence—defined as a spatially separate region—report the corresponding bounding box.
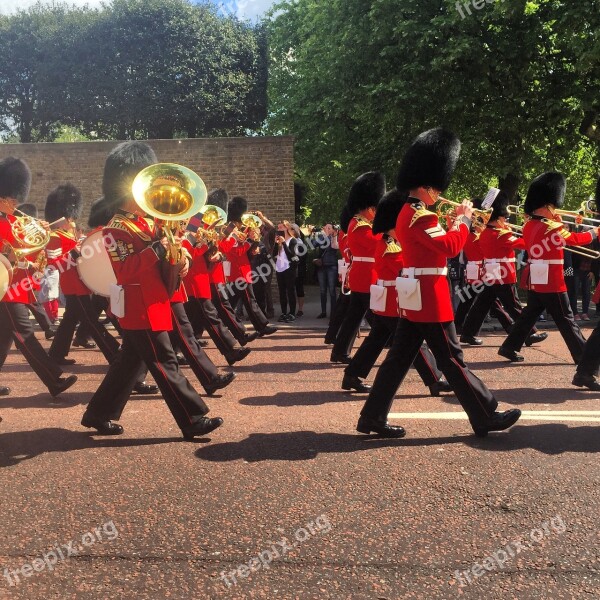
[275,220,299,322]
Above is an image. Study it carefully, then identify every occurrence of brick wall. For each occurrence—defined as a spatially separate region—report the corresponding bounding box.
[0,136,295,227]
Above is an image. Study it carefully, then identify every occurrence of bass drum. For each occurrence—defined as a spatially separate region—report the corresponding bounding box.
[0,254,13,301]
[76,230,117,297]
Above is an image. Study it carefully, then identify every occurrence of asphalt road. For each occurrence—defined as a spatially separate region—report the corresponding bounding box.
[1,320,600,599]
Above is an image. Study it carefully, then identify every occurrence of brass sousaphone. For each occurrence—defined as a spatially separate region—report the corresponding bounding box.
[132,163,207,295]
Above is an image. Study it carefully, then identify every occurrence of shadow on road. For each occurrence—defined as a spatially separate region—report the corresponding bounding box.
[0,393,88,410]
[0,428,183,467]
[440,387,587,406]
[239,390,359,406]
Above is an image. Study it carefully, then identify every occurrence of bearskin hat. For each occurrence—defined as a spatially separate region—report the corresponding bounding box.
[102,141,157,207]
[524,172,566,215]
[490,191,510,221]
[228,196,248,222]
[396,128,461,192]
[207,188,229,212]
[339,205,352,234]
[88,196,116,228]
[346,171,386,214]
[45,183,83,223]
[17,203,38,218]
[373,189,408,234]
[471,197,483,210]
[0,157,31,203]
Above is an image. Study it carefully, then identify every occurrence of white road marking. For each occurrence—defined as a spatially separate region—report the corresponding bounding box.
[388,411,600,423]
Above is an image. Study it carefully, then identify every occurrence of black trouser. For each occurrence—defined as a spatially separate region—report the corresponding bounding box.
[332,291,372,358]
[83,329,208,430]
[454,283,513,332]
[577,320,600,378]
[346,314,442,386]
[276,266,297,315]
[49,294,120,363]
[501,290,585,362]
[171,303,218,390]
[0,302,63,390]
[27,301,53,333]
[227,281,270,333]
[462,283,537,338]
[185,297,238,356]
[211,283,247,344]
[360,319,497,430]
[325,291,350,343]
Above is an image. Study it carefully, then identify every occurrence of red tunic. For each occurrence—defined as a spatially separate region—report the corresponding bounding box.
[463,231,484,284]
[104,211,172,331]
[45,230,90,296]
[522,217,594,293]
[372,236,403,318]
[183,238,211,299]
[396,201,468,323]
[479,226,525,285]
[224,238,253,284]
[209,236,236,285]
[346,216,380,293]
[0,211,38,304]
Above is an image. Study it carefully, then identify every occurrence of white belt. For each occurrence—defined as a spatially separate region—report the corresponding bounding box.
[402,267,448,276]
[529,259,564,265]
[485,258,516,264]
[352,257,375,263]
[377,279,397,287]
[467,260,483,265]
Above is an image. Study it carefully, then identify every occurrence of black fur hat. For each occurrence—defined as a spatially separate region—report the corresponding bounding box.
[373,189,408,234]
[88,196,116,228]
[490,191,510,221]
[347,172,386,214]
[524,172,566,215]
[102,141,157,207]
[471,197,483,210]
[339,205,352,234]
[396,128,461,192]
[0,157,31,203]
[17,203,38,218]
[228,196,248,222]
[207,188,229,212]
[45,183,83,223]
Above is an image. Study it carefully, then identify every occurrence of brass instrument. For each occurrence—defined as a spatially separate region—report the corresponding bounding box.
[1,210,52,271]
[240,212,263,242]
[436,198,493,230]
[132,163,207,263]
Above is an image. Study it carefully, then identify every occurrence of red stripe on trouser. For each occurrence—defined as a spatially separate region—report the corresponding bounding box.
[439,323,493,418]
[143,330,194,426]
[215,287,245,338]
[199,300,229,355]
[3,303,58,383]
[75,295,117,360]
[172,307,211,383]
[417,347,437,380]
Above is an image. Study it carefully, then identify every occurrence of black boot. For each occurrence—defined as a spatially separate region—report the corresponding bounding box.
[473,409,521,437]
[342,374,372,393]
[428,379,452,397]
[356,416,406,438]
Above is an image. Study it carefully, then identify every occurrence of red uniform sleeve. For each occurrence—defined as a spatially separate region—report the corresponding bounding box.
[106,228,160,285]
[564,229,595,247]
[218,236,236,253]
[412,215,469,257]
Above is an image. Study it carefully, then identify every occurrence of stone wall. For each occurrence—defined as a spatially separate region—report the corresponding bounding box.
[0,136,295,226]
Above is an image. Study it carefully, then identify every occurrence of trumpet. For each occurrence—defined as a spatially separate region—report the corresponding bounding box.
[436,198,493,229]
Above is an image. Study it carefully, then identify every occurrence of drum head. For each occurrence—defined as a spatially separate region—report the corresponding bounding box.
[76,230,117,297]
[0,254,13,301]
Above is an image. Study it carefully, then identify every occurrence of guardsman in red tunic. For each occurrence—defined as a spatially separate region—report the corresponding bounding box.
[0,157,77,398]
[499,172,597,365]
[330,172,385,363]
[324,206,352,345]
[183,189,252,366]
[358,128,521,438]
[81,141,222,439]
[575,175,600,390]
[459,192,547,347]
[44,184,121,365]
[343,190,450,396]
[223,196,277,337]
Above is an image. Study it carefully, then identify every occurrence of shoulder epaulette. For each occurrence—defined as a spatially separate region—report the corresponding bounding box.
[351,216,372,232]
[541,218,565,235]
[496,228,513,238]
[107,214,152,242]
[409,203,436,228]
[383,239,402,255]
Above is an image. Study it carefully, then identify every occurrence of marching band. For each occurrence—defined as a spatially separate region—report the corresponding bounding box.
[1,129,599,442]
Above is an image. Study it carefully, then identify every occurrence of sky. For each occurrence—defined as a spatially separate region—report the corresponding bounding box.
[0,0,277,21]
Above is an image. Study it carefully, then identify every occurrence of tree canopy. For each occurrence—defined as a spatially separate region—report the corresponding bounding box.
[0,0,267,142]
[267,0,600,222]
